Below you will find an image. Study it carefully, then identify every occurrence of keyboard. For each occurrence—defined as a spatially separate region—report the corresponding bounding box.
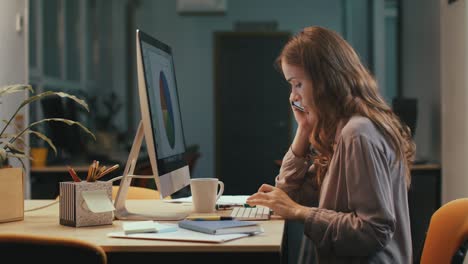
[230,207,271,221]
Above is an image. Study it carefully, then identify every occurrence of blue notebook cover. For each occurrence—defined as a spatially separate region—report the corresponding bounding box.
[178,220,263,235]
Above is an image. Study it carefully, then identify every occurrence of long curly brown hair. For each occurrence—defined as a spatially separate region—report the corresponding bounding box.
[276,26,415,188]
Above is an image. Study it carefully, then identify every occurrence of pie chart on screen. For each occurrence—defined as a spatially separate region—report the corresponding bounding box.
[159,71,175,148]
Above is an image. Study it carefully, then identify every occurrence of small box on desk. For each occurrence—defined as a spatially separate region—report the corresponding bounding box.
[59,181,114,227]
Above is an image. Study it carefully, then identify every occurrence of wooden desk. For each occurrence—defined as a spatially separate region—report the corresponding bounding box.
[1,200,285,264]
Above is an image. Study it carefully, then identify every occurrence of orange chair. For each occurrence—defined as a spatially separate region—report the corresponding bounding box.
[112,186,162,200]
[55,186,162,201]
[420,198,468,264]
[0,233,107,264]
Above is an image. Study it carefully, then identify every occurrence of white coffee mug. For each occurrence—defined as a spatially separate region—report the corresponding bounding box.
[190,178,224,213]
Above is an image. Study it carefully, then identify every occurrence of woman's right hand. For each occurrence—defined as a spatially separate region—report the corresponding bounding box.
[247,184,310,220]
[289,93,313,132]
[292,104,309,127]
[289,94,314,157]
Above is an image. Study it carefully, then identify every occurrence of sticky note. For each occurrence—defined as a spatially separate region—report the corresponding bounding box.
[82,190,115,213]
[122,221,178,235]
[123,221,157,234]
[154,222,178,233]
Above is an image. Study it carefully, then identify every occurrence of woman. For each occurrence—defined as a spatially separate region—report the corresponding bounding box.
[246,26,415,263]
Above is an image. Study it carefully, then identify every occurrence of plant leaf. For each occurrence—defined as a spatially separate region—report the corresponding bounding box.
[0,148,6,165]
[1,119,28,144]
[0,133,16,139]
[1,120,28,150]
[7,152,30,160]
[5,142,25,155]
[54,91,89,111]
[29,118,96,140]
[7,153,27,172]
[0,133,27,149]
[20,91,89,112]
[0,84,33,97]
[10,136,26,146]
[8,118,96,148]
[28,130,57,155]
[17,157,26,171]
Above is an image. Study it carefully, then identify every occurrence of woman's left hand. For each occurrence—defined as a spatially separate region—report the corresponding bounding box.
[246,184,309,220]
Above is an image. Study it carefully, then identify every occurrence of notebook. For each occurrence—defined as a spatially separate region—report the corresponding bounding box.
[178,220,264,235]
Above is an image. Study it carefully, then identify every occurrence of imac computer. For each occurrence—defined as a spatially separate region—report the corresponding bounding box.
[114,30,191,220]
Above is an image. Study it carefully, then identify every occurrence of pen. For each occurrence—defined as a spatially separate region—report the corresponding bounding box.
[215,204,255,210]
[186,216,234,221]
[215,204,233,210]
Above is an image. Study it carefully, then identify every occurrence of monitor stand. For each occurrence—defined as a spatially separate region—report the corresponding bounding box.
[114,121,191,221]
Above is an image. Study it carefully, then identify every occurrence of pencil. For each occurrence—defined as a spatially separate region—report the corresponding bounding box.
[67,166,81,182]
[95,165,107,180]
[87,160,97,182]
[95,164,119,180]
[86,161,93,182]
[92,160,100,181]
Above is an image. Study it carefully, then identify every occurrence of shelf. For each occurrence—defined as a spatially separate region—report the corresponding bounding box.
[411,163,441,171]
[30,165,90,173]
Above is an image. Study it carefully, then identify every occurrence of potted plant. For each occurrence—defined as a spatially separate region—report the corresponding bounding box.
[0,84,95,223]
[88,92,122,155]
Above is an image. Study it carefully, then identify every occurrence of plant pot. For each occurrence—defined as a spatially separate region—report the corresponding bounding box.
[0,167,24,223]
[31,147,48,167]
[96,131,117,152]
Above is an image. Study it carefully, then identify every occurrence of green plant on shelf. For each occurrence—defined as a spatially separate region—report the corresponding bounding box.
[89,91,122,132]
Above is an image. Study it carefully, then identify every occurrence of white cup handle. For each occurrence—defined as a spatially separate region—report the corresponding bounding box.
[216,181,224,201]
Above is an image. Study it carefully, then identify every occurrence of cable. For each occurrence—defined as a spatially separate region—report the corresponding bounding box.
[25,174,155,212]
[24,200,59,212]
[106,174,155,183]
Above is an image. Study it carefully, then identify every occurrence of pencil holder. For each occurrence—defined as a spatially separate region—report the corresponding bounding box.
[59,181,114,227]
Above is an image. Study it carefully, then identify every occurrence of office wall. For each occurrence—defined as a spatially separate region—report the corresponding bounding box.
[401,0,441,163]
[440,0,468,203]
[343,0,372,69]
[134,0,344,179]
[110,0,128,132]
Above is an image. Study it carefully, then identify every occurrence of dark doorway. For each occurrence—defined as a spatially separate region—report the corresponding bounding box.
[214,32,291,195]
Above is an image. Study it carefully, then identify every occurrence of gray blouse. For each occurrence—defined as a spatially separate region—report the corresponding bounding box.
[276,116,412,264]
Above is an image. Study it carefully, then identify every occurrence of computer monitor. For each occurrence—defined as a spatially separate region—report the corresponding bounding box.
[114,30,191,220]
[137,30,191,197]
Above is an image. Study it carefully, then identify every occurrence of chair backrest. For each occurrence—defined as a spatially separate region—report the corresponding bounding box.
[420,198,468,264]
[111,185,162,200]
[0,233,107,264]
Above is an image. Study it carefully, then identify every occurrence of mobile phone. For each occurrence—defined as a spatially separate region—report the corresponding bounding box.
[291,101,305,112]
